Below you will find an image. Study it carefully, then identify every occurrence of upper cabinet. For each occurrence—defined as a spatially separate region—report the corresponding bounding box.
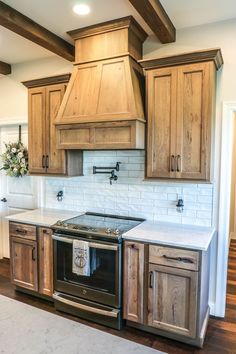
[55,16,147,150]
[23,75,83,176]
[140,49,223,181]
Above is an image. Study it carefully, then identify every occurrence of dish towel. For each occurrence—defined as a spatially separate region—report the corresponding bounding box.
[72,240,90,276]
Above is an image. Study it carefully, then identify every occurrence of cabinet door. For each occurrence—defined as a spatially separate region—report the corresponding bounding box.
[28,87,46,174]
[176,62,215,180]
[146,68,177,178]
[38,228,53,296]
[10,236,38,291]
[45,84,66,175]
[123,242,145,323]
[148,264,198,338]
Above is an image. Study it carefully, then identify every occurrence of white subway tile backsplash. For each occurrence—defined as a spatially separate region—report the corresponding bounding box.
[44,151,214,227]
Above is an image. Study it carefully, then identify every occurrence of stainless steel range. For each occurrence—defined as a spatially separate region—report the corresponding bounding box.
[51,212,144,329]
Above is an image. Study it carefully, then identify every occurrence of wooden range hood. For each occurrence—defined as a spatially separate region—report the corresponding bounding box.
[55,16,148,150]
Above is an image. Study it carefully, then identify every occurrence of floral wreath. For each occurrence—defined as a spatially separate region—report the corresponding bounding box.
[0,126,28,177]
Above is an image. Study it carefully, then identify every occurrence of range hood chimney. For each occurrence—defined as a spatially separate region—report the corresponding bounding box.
[55,16,148,150]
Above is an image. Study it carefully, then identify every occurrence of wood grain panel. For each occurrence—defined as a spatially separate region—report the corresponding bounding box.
[0,60,11,75]
[146,67,177,178]
[28,87,46,174]
[10,236,38,291]
[57,121,144,150]
[62,63,99,119]
[176,62,215,180]
[45,84,67,175]
[123,242,145,323]
[128,0,176,43]
[97,60,130,115]
[56,57,145,125]
[149,245,199,271]
[38,228,53,297]
[9,222,36,241]
[148,264,198,338]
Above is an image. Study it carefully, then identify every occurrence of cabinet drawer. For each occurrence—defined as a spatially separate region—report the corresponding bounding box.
[149,245,199,271]
[9,222,37,241]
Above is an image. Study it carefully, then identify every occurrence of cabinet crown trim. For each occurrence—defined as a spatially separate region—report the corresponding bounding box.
[139,48,223,70]
[67,16,148,43]
[22,73,71,88]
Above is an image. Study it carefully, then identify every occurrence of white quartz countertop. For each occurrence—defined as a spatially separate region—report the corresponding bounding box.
[6,208,79,227]
[123,221,215,251]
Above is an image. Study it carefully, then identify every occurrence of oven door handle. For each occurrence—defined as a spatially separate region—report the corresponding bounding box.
[52,234,118,251]
[53,292,119,318]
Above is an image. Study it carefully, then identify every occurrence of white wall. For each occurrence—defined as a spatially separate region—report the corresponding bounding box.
[0,56,72,121]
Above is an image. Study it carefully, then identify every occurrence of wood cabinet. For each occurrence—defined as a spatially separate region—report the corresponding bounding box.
[123,241,145,323]
[148,264,198,338]
[141,49,223,181]
[123,241,211,347]
[9,222,53,297]
[10,236,38,291]
[54,17,147,150]
[23,74,83,176]
[38,227,53,296]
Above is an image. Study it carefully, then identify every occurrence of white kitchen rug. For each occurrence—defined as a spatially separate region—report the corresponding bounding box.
[0,295,166,354]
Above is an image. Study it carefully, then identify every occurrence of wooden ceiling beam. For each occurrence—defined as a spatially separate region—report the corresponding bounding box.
[0,60,11,75]
[0,1,75,61]
[128,0,176,43]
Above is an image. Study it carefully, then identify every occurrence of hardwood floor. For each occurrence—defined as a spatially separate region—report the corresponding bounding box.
[1,241,236,354]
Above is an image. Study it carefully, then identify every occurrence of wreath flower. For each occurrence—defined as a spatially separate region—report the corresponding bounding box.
[0,141,28,177]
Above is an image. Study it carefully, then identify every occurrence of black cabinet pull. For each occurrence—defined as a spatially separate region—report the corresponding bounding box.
[46,155,49,169]
[149,271,154,288]
[16,228,27,235]
[42,155,45,169]
[170,155,175,172]
[32,247,36,261]
[163,255,194,264]
[176,155,181,172]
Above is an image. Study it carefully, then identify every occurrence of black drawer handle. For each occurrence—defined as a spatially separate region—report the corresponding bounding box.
[16,228,27,235]
[163,255,194,264]
[45,155,49,169]
[149,271,154,288]
[32,247,36,261]
[170,155,175,172]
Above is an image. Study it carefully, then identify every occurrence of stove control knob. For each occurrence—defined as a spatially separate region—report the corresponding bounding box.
[106,228,111,234]
[114,229,120,235]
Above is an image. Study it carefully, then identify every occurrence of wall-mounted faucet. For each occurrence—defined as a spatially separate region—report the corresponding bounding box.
[93,162,121,185]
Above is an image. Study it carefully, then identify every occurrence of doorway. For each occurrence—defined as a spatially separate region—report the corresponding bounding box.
[0,124,38,258]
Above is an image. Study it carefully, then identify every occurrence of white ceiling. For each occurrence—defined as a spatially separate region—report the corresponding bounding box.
[1,0,236,65]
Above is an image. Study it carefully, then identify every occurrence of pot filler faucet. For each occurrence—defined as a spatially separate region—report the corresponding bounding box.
[93,162,121,185]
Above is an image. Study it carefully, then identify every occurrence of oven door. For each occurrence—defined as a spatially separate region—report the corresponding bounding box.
[52,233,122,308]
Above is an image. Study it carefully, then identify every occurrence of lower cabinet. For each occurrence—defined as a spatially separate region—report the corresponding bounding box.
[9,222,53,297]
[123,241,145,323]
[123,241,210,347]
[10,236,38,291]
[148,264,198,338]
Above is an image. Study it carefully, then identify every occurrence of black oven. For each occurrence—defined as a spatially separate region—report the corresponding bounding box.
[52,232,122,329]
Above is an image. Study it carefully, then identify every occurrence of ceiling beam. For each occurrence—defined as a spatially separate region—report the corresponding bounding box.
[0,1,75,61]
[0,60,11,75]
[128,0,176,43]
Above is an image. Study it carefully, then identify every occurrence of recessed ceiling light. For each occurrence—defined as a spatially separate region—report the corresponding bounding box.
[73,4,91,15]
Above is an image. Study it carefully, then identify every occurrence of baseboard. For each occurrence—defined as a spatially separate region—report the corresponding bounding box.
[209,301,216,316]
